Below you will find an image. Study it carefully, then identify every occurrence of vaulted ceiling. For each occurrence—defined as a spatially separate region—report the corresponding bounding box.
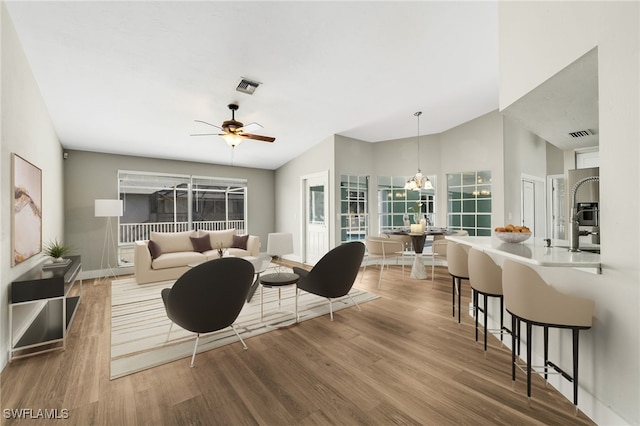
[6,1,499,170]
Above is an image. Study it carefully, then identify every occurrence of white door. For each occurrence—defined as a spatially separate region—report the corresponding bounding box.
[303,174,329,265]
[547,174,566,239]
[521,175,546,238]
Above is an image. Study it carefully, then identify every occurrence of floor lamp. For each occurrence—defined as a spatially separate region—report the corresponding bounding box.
[95,199,123,282]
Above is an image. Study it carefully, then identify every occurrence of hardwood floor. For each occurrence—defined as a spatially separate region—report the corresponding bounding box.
[1,263,596,425]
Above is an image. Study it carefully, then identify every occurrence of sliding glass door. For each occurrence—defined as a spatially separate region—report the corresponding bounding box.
[117,171,247,265]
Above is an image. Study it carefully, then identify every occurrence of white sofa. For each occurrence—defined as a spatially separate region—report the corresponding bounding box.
[134,229,259,284]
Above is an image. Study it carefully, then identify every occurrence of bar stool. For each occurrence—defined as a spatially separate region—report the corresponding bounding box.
[502,260,595,413]
[467,248,510,353]
[446,241,470,323]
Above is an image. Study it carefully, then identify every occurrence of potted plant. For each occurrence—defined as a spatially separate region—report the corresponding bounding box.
[408,202,423,224]
[216,242,226,258]
[43,239,72,262]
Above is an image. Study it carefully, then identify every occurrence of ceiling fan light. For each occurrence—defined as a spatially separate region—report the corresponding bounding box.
[223,134,242,147]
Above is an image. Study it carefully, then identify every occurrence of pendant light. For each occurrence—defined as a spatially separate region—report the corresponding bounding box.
[405,111,433,191]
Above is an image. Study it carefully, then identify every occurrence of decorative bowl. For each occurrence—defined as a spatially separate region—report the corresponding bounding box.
[495,232,532,244]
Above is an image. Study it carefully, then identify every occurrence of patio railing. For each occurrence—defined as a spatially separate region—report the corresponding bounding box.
[119,220,246,244]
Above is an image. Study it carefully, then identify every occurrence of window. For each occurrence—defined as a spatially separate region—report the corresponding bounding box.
[117,171,247,264]
[447,171,492,236]
[377,175,436,234]
[339,175,368,243]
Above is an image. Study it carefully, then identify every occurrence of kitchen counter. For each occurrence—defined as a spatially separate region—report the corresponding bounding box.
[445,236,601,273]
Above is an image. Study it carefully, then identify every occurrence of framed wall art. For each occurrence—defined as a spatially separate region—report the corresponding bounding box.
[12,153,42,266]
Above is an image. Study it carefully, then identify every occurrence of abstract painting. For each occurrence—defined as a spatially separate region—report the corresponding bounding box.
[12,153,42,266]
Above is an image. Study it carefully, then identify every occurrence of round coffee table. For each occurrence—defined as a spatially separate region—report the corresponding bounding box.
[259,272,299,326]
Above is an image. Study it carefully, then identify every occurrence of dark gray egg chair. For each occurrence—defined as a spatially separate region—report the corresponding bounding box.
[161,257,255,367]
[293,241,365,321]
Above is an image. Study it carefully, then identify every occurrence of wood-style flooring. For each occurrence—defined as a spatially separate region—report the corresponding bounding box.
[1,262,597,425]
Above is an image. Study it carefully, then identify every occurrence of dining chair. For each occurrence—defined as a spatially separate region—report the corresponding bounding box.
[431,237,448,282]
[387,234,414,258]
[362,236,405,288]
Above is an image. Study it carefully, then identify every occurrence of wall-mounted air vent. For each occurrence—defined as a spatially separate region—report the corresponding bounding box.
[236,78,261,95]
[568,129,594,138]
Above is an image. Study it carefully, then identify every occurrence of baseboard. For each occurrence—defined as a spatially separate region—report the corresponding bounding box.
[79,266,134,281]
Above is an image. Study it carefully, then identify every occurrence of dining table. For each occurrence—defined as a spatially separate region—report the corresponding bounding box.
[386,228,450,279]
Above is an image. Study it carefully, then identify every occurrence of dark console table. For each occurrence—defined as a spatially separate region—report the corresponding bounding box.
[10,255,82,361]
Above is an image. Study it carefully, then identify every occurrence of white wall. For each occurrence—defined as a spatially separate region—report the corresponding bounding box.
[440,110,505,228]
[500,2,639,424]
[371,132,442,231]
[275,135,335,261]
[334,135,375,244]
[1,3,64,369]
[281,111,505,253]
[370,111,505,234]
[502,115,547,226]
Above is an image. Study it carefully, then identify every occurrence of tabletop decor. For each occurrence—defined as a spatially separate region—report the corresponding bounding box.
[408,202,423,224]
[43,239,72,262]
[216,242,226,258]
[494,224,532,243]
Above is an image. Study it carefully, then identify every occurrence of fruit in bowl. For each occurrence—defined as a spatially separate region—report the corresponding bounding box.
[494,224,532,243]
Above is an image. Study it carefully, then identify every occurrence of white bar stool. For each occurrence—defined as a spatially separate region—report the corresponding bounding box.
[502,260,595,414]
[468,248,511,353]
[446,241,470,323]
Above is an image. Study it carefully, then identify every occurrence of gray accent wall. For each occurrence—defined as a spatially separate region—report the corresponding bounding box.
[63,150,275,274]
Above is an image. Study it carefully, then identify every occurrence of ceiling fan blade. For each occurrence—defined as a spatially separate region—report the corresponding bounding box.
[238,122,263,133]
[241,133,275,143]
[194,119,223,130]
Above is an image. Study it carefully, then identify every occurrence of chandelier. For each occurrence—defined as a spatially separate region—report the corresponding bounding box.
[405,111,433,191]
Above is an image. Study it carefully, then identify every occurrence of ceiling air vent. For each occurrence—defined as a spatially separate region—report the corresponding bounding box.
[568,129,594,138]
[236,78,261,95]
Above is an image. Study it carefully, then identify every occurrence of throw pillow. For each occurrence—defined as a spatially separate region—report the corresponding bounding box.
[190,235,213,253]
[231,234,249,250]
[148,240,162,260]
[199,228,235,250]
[150,230,197,253]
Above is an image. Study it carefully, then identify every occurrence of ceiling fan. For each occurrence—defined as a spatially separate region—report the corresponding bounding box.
[191,103,275,147]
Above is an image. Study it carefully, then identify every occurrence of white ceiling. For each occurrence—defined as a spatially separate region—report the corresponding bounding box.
[502,48,599,151]
[6,1,499,170]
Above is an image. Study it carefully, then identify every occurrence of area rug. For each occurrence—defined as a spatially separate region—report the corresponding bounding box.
[110,272,378,379]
